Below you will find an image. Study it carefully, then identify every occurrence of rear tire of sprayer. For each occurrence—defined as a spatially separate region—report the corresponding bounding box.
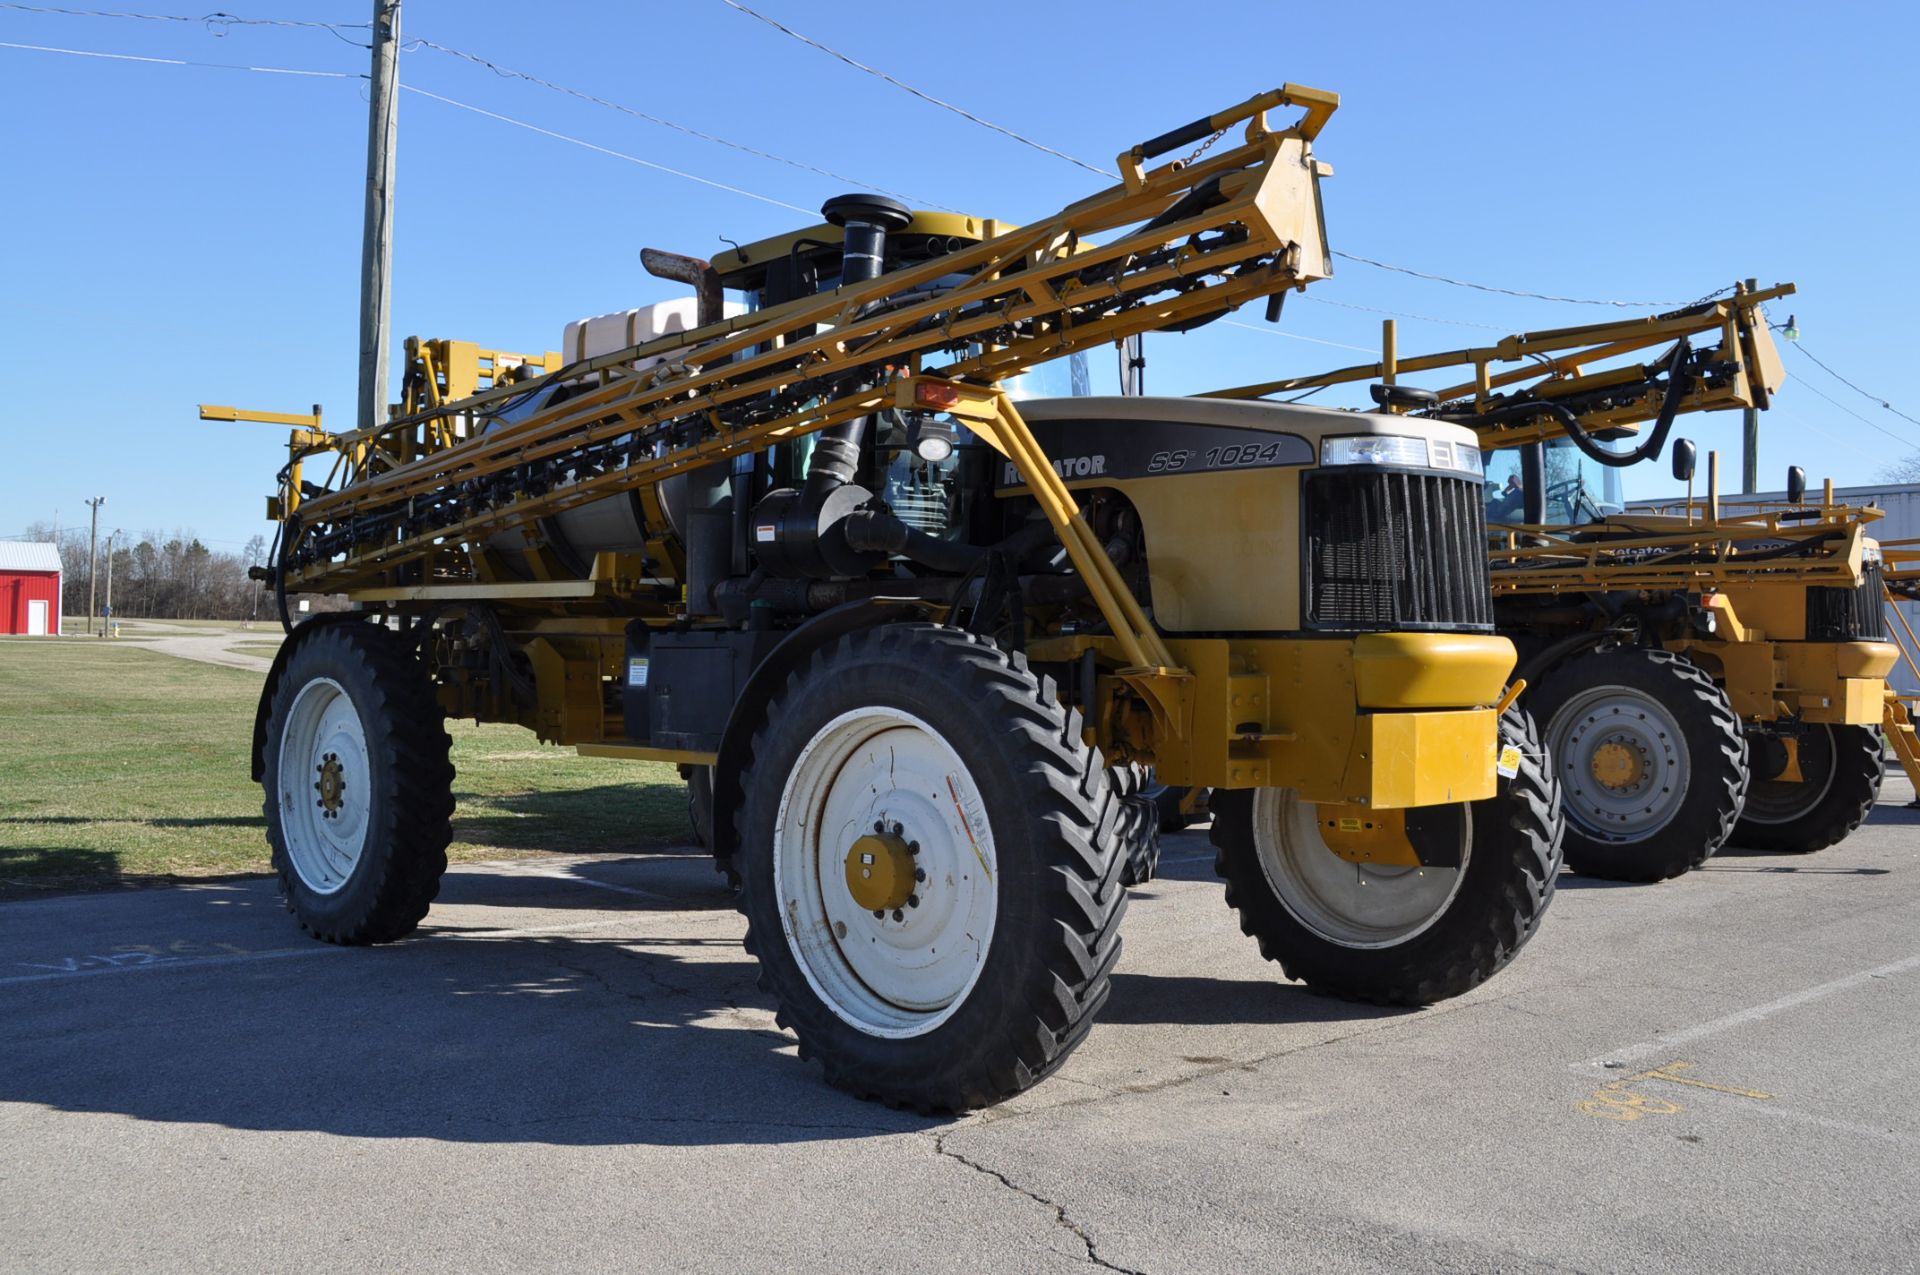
[262,622,454,944]
[1733,723,1883,853]
[1147,782,1209,833]
[734,624,1128,1112]
[1209,706,1563,1007]
[1531,647,1748,882]
[1112,764,1162,886]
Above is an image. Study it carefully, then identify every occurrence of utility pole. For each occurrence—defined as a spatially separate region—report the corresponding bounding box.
[1740,276,1759,494]
[103,529,122,637]
[83,496,105,636]
[358,0,401,431]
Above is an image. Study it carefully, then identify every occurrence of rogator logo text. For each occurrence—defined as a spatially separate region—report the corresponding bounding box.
[1003,454,1107,485]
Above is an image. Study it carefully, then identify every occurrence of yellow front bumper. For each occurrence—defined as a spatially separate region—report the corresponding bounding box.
[1157,632,1515,807]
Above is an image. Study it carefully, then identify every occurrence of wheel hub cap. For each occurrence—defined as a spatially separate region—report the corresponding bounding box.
[315,754,348,817]
[845,828,918,912]
[1548,685,1691,841]
[1589,740,1645,791]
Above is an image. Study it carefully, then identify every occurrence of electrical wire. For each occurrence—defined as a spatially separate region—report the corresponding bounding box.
[0,3,370,45]
[1785,341,1920,430]
[403,37,950,210]
[1788,374,1919,450]
[14,2,1771,317]
[1297,294,1508,331]
[0,36,353,75]
[715,2,1743,313]
[1327,251,1727,309]
[1220,319,1376,354]
[718,0,1114,178]
[401,85,815,216]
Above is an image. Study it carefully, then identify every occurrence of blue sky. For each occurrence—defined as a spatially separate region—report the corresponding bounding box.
[3,0,1916,553]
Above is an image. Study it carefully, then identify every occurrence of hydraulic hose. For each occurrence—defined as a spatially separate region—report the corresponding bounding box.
[1454,337,1693,469]
[840,510,989,573]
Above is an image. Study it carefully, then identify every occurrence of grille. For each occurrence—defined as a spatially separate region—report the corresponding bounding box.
[1807,560,1887,641]
[1302,469,1495,632]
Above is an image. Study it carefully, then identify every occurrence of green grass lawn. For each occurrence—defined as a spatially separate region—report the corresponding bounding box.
[0,641,695,896]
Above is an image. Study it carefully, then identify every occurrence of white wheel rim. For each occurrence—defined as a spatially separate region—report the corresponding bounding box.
[1250,789,1469,949]
[1548,686,1691,841]
[1742,726,1836,825]
[773,707,998,1039]
[275,677,371,895]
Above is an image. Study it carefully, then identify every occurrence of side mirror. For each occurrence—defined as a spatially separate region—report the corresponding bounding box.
[1786,466,1807,504]
[1369,384,1441,413]
[1671,439,1697,483]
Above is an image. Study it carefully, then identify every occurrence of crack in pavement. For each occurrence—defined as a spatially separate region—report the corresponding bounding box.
[978,980,1544,1129]
[929,1130,1146,1274]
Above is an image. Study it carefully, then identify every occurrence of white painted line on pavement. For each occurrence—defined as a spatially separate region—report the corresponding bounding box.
[0,945,336,987]
[1577,952,1920,1069]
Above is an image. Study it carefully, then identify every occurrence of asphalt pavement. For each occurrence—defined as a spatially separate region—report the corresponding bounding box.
[5,780,1918,1273]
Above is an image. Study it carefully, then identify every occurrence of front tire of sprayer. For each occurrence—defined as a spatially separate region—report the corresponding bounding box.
[680,764,714,850]
[1531,647,1748,882]
[735,624,1128,1111]
[1734,723,1883,853]
[1209,706,1562,1006]
[262,621,455,944]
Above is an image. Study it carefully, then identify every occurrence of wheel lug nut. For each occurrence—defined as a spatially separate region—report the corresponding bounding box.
[891,909,904,922]
[914,868,926,882]
[906,894,919,908]
[872,909,885,920]
[908,841,920,855]
[874,819,886,833]
[891,822,903,837]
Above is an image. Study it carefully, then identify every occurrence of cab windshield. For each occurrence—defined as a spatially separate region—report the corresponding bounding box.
[1482,438,1626,525]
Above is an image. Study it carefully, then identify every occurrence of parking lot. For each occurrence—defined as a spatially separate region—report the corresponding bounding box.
[5,780,1918,1274]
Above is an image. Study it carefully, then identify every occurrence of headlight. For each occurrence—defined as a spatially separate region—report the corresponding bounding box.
[1431,438,1484,478]
[1321,435,1431,469]
[1320,433,1484,478]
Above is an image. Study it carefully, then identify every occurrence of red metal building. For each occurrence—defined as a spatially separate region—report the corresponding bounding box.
[0,542,63,635]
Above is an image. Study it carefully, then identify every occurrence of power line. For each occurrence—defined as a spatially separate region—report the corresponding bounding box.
[0,38,823,215]
[718,0,1114,178]
[1220,319,1376,354]
[8,7,947,207]
[1327,251,1725,309]
[714,4,1752,314]
[1297,293,1508,331]
[402,85,815,216]
[404,37,949,210]
[0,36,354,75]
[1786,341,1920,430]
[1789,373,1918,450]
[0,3,370,45]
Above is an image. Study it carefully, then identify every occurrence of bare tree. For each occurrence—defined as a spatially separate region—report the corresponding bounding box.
[1884,454,1920,484]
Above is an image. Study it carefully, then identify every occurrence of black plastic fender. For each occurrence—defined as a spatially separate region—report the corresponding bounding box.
[708,598,938,868]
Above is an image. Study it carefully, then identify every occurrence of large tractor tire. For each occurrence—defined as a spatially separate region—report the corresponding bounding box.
[735,624,1128,1112]
[1209,706,1562,1007]
[1111,764,1162,886]
[1734,723,1883,853]
[1531,647,1748,882]
[1146,782,1210,833]
[679,764,715,849]
[262,622,455,944]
